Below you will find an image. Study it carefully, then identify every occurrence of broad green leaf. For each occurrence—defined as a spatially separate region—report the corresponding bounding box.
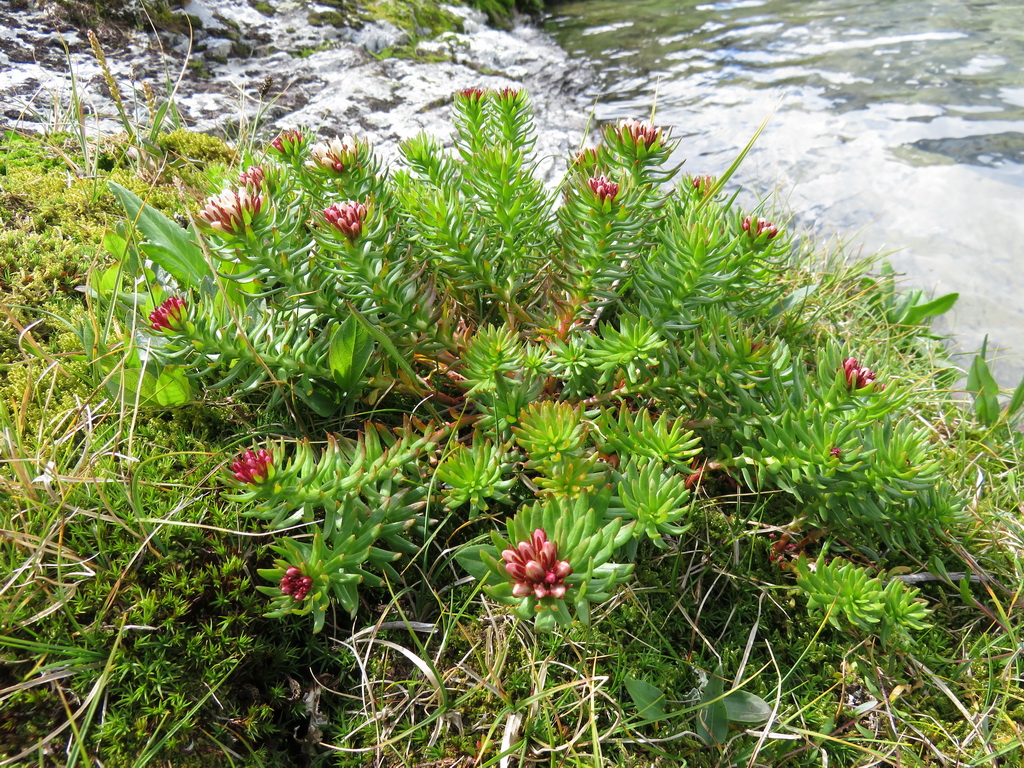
[151,367,192,407]
[108,181,208,288]
[92,263,123,298]
[966,338,1000,426]
[959,575,976,607]
[722,689,772,724]
[345,301,423,393]
[328,315,373,393]
[696,667,729,745]
[293,381,339,417]
[102,229,129,261]
[900,292,958,326]
[624,677,668,723]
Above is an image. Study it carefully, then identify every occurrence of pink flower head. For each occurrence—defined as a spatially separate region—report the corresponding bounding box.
[197,187,265,236]
[501,528,572,600]
[231,448,272,485]
[456,87,486,102]
[841,357,884,391]
[323,201,367,241]
[742,216,779,240]
[238,165,265,191]
[149,296,186,331]
[618,118,662,149]
[588,174,619,204]
[280,566,314,601]
[496,87,521,102]
[307,135,360,174]
[270,128,304,157]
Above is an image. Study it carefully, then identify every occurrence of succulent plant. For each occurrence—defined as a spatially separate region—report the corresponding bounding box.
[458,493,635,631]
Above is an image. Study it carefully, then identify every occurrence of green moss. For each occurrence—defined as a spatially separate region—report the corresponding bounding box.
[155,128,236,166]
[0,129,230,355]
[364,0,464,36]
[248,0,276,15]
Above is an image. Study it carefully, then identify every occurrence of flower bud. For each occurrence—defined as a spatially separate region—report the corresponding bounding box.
[197,187,265,236]
[588,174,620,204]
[238,165,265,191]
[500,528,573,602]
[456,88,486,102]
[280,566,313,600]
[269,128,304,157]
[323,201,367,241]
[149,296,186,332]
[742,216,779,240]
[841,357,884,391]
[618,118,662,149]
[307,135,361,174]
[230,448,272,485]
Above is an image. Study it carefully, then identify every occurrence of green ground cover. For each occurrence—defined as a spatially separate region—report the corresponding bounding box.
[2,32,1024,768]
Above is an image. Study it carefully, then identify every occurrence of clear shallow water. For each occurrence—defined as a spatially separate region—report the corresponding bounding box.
[546,0,1024,385]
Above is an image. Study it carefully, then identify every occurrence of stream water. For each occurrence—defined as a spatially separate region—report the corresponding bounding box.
[546,0,1024,385]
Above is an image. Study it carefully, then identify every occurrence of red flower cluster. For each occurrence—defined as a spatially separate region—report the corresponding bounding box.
[149,296,186,331]
[588,175,620,204]
[841,357,884,391]
[457,87,486,102]
[324,201,367,241]
[742,216,779,240]
[618,118,662,149]
[238,165,265,190]
[307,135,360,174]
[270,128,303,156]
[280,566,313,601]
[502,529,572,600]
[198,187,265,236]
[231,448,272,485]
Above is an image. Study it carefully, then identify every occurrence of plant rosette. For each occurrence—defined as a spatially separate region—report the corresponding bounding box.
[458,494,635,631]
[257,528,394,634]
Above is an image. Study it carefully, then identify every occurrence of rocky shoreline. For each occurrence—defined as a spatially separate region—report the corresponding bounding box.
[0,1,591,178]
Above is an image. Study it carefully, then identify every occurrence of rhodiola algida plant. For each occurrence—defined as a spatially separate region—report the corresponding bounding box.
[93,87,958,636]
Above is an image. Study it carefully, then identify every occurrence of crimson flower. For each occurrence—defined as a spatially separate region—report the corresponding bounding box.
[149,296,186,331]
[841,357,884,391]
[231,448,272,485]
[280,566,314,601]
[742,216,779,240]
[502,529,572,600]
[457,87,486,102]
[619,118,662,149]
[270,128,303,156]
[238,165,265,190]
[307,135,360,174]
[588,175,620,204]
[197,187,265,236]
[324,201,367,241]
